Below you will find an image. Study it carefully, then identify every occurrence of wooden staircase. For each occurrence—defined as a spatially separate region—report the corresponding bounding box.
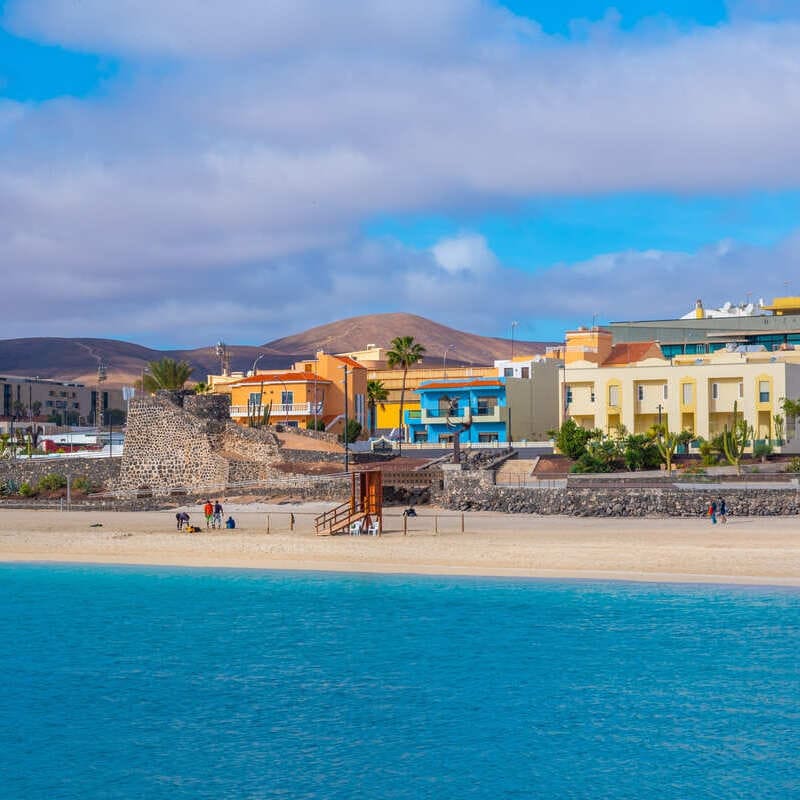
[314,469,383,536]
[314,502,368,536]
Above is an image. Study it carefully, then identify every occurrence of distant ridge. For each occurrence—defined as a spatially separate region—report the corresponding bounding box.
[0,314,557,386]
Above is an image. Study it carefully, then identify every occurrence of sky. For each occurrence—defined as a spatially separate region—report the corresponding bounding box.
[2,1,800,348]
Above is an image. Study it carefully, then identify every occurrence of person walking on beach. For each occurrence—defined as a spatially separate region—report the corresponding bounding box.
[708,499,718,525]
[203,499,214,529]
[718,497,727,524]
[213,500,223,529]
[176,511,190,530]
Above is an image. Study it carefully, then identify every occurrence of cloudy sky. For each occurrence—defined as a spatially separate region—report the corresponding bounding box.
[2,0,800,347]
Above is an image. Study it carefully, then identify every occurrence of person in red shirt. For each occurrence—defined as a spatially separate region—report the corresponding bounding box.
[203,500,214,529]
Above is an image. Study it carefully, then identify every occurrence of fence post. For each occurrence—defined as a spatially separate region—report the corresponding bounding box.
[290,513,295,531]
[461,513,464,533]
[403,515,407,536]
[266,514,271,534]
[435,515,438,535]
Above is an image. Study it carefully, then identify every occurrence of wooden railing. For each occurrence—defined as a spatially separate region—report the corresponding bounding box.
[314,501,366,536]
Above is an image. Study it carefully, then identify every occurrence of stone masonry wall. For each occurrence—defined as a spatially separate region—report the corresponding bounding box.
[116,394,282,495]
[435,482,800,516]
[0,456,121,489]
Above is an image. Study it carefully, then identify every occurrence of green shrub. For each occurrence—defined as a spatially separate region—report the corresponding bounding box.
[72,476,93,493]
[752,442,773,461]
[18,481,35,497]
[37,473,67,492]
[787,457,800,473]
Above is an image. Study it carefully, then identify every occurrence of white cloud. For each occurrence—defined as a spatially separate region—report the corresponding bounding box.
[431,233,499,275]
[2,3,800,344]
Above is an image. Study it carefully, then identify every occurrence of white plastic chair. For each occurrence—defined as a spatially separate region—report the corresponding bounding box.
[349,519,364,536]
[367,520,380,536]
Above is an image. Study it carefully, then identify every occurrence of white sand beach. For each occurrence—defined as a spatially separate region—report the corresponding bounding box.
[1,503,800,586]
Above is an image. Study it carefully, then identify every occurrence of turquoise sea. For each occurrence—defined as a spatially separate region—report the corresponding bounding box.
[1,564,799,799]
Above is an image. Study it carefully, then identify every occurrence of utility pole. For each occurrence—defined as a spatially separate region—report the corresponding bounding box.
[342,364,349,472]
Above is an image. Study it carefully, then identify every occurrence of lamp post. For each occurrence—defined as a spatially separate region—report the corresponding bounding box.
[511,321,518,360]
[443,345,455,379]
[251,352,265,376]
[341,364,349,472]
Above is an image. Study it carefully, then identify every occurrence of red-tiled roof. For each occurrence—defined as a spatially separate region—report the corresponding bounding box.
[334,355,364,369]
[602,342,663,366]
[231,372,331,386]
[417,380,504,390]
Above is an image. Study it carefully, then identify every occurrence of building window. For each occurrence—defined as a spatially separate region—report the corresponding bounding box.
[249,392,261,405]
[439,433,454,444]
[503,367,514,377]
[609,385,619,406]
[663,384,668,400]
[682,384,692,405]
[478,433,499,443]
[439,397,457,416]
[712,383,718,400]
[739,382,744,398]
[566,387,573,404]
[637,385,644,401]
[521,367,530,379]
[281,391,294,405]
[476,397,496,416]
[413,431,428,443]
[590,388,595,403]
[759,381,770,403]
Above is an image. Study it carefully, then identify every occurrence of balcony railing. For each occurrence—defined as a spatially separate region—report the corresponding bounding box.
[230,402,323,418]
[419,406,502,423]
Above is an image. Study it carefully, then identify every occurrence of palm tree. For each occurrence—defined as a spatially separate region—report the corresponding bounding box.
[142,358,194,393]
[366,379,389,437]
[386,336,426,450]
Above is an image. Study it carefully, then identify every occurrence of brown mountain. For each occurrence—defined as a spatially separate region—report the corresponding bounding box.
[0,314,556,386]
[262,313,554,365]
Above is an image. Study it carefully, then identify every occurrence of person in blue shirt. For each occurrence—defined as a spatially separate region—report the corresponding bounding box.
[225,516,236,529]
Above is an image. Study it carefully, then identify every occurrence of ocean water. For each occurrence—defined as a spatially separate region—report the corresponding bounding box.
[1,565,799,799]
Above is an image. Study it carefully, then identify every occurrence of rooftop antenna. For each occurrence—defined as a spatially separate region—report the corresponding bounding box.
[215,341,231,377]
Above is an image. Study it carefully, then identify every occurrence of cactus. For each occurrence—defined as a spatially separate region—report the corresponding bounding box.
[261,400,272,428]
[721,401,752,474]
[653,424,679,473]
[773,414,784,444]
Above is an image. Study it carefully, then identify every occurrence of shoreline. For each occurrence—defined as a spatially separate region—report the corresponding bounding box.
[4,554,800,589]
[1,506,800,587]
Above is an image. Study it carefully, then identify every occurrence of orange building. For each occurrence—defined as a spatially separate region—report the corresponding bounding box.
[223,351,367,435]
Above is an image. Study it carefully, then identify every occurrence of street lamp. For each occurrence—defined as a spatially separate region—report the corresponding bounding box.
[340,364,350,472]
[251,352,265,376]
[443,345,455,379]
[511,321,519,360]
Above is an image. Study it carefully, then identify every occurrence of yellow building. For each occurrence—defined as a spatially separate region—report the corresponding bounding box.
[560,327,800,451]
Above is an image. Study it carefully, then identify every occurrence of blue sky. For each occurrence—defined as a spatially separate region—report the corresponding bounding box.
[2,0,800,347]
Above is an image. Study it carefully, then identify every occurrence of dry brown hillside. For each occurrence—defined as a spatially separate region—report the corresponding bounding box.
[0,314,556,385]
[263,312,554,364]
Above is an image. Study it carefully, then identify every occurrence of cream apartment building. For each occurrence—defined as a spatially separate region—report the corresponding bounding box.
[560,328,800,452]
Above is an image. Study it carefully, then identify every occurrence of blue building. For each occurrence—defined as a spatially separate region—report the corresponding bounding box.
[404,378,507,444]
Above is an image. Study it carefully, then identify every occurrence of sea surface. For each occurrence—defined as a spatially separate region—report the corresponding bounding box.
[1,564,799,799]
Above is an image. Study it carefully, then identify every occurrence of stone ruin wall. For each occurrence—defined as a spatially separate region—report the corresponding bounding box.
[116,393,282,495]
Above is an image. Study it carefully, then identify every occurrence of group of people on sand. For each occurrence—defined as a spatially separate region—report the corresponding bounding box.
[176,501,236,532]
[708,497,728,525]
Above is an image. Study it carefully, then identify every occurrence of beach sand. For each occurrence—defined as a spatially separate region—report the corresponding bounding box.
[1,503,800,586]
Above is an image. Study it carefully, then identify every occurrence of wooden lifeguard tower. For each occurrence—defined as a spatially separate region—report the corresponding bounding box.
[314,469,383,535]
